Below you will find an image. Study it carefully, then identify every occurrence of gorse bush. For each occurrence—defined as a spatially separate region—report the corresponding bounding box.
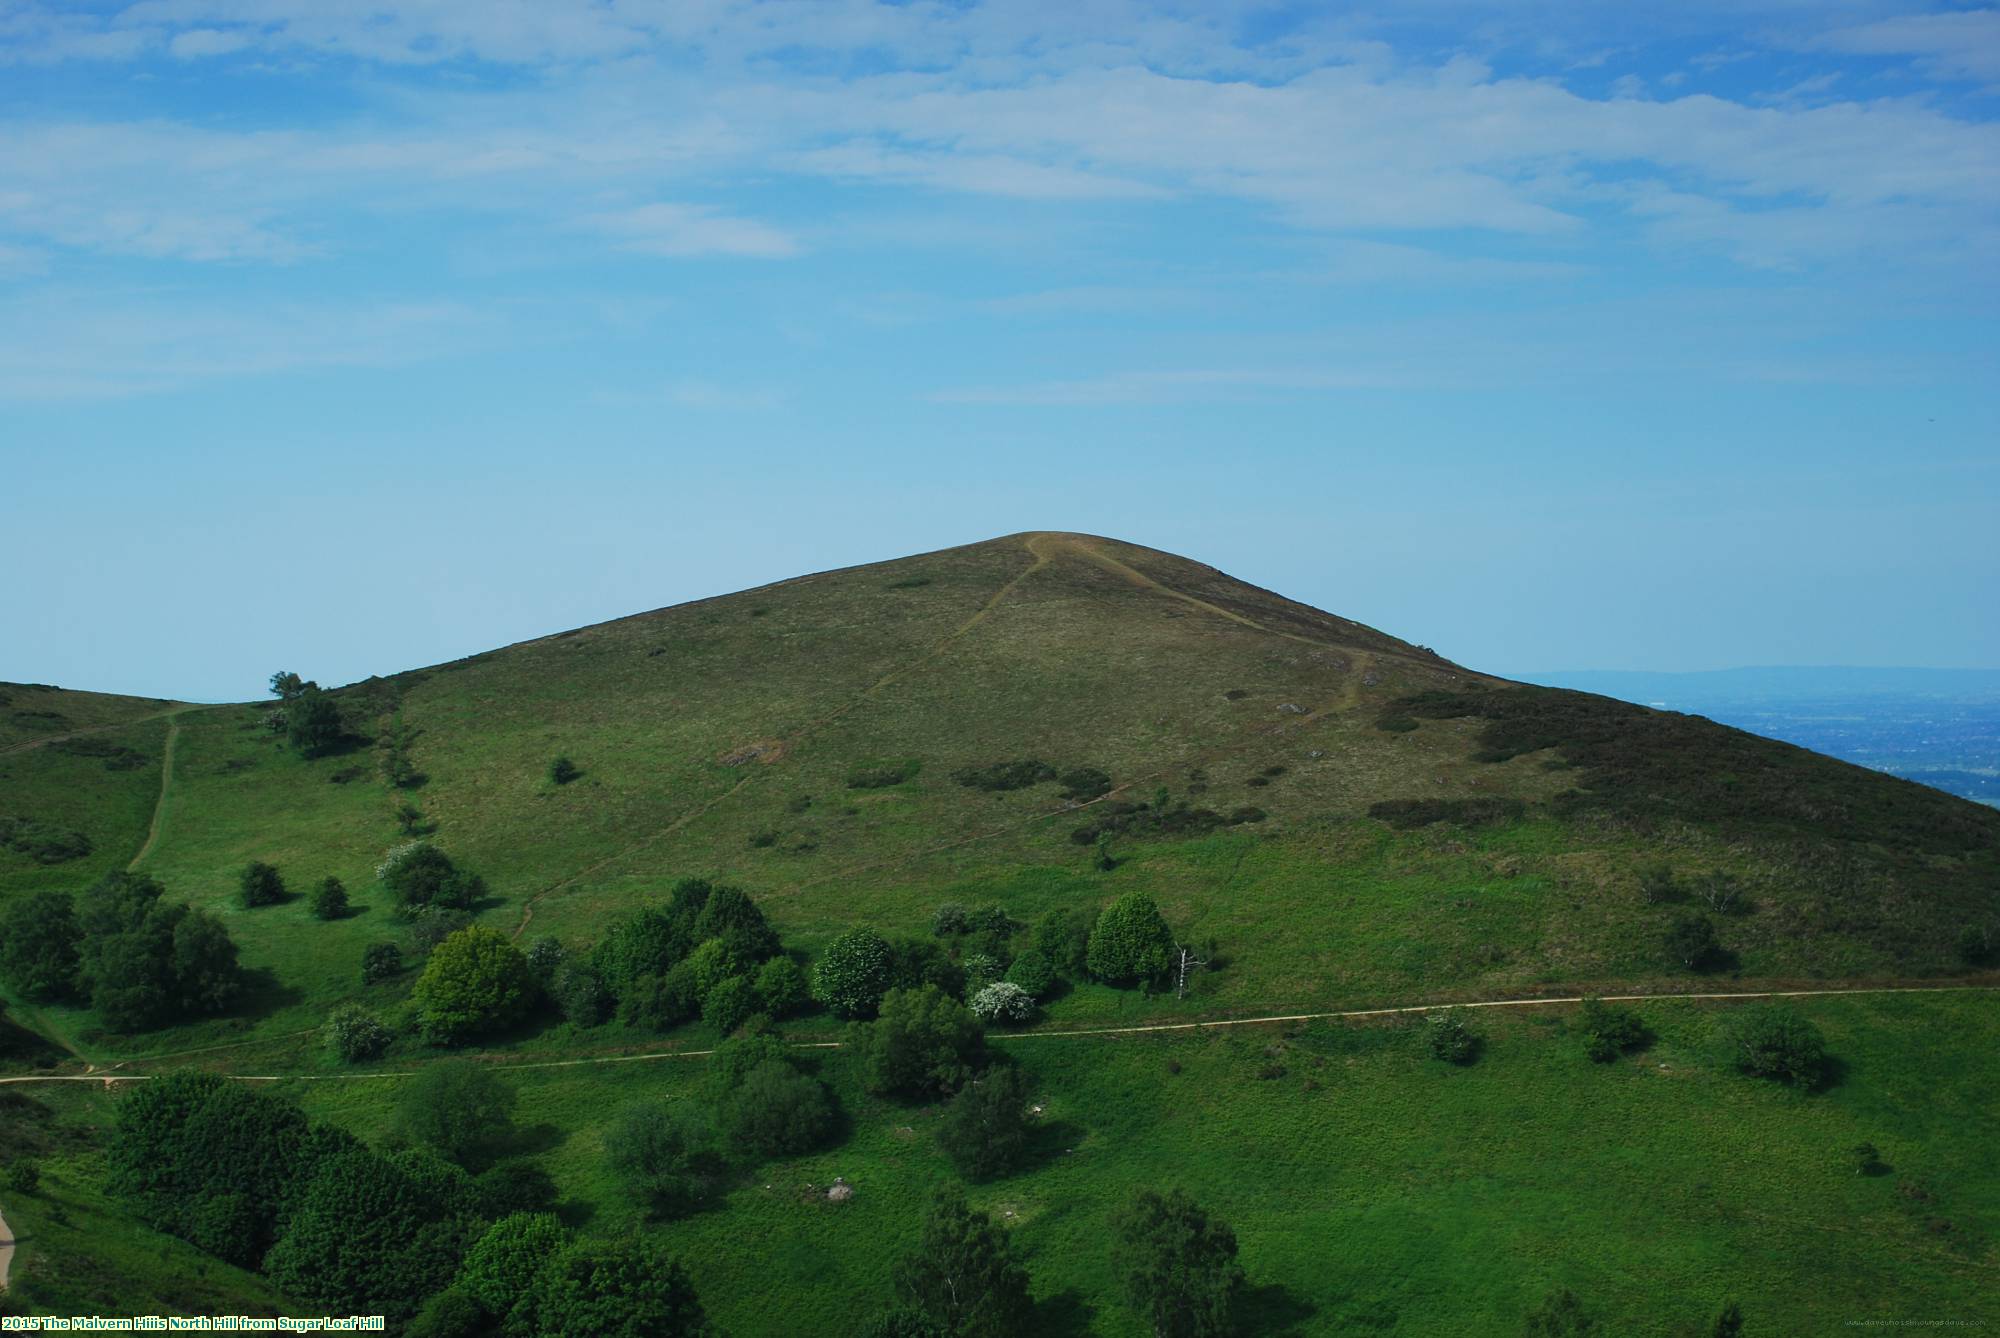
[310,876,348,921]
[1367,797,1526,830]
[0,816,92,865]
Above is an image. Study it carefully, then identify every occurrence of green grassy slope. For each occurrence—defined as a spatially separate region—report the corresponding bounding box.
[2,532,1995,1061]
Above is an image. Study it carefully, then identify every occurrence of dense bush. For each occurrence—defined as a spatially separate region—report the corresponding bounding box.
[0,816,92,865]
[855,985,985,1099]
[552,960,611,1026]
[969,982,1035,1025]
[76,873,242,1032]
[1576,998,1648,1062]
[404,1286,485,1338]
[936,1066,1033,1181]
[0,890,80,1001]
[619,966,702,1031]
[456,1211,569,1319]
[701,975,759,1034]
[1003,948,1056,999]
[692,885,783,964]
[510,1240,717,1337]
[1034,907,1094,979]
[285,685,344,758]
[378,842,486,912]
[310,876,348,921]
[1729,1004,1828,1086]
[395,1060,518,1168]
[961,952,1003,993]
[1112,1189,1243,1338]
[1070,796,1252,846]
[239,861,286,909]
[412,926,534,1045]
[816,926,893,1019]
[468,1161,558,1219]
[887,936,966,999]
[1665,914,1726,972]
[754,955,809,1017]
[607,1103,711,1219]
[1058,766,1113,800]
[1425,1010,1479,1064]
[361,941,404,985]
[952,759,1055,791]
[325,1005,393,1064]
[719,1060,837,1162]
[1367,797,1526,830]
[931,903,968,936]
[1087,892,1175,986]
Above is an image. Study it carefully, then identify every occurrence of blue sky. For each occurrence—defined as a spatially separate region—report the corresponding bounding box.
[2,0,1996,701]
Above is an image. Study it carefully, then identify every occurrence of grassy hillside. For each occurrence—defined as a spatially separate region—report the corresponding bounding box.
[2,532,1996,1331]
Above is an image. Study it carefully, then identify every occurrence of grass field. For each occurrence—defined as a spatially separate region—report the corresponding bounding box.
[3,534,1997,1329]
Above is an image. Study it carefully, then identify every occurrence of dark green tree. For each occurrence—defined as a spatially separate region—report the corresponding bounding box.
[701,975,759,1034]
[855,985,985,1099]
[239,861,286,909]
[1003,949,1056,1000]
[269,670,307,700]
[1033,906,1094,979]
[718,1060,837,1162]
[456,1211,570,1320]
[413,925,534,1045]
[754,955,810,1017]
[1729,1004,1827,1086]
[395,1059,518,1168]
[325,1005,393,1064]
[286,684,344,757]
[1576,998,1648,1062]
[890,1184,1034,1338]
[1111,1188,1244,1338]
[936,1065,1033,1181]
[815,926,893,1019]
[404,1287,485,1338]
[549,756,580,785]
[379,843,483,911]
[693,884,782,964]
[512,1240,716,1338]
[607,1103,711,1219]
[1087,892,1175,986]
[619,964,702,1031]
[310,876,348,921]
[361,941,403,984]
[0,890,81,1001]
[1665,914,1724,972]
[76,875,242,1031]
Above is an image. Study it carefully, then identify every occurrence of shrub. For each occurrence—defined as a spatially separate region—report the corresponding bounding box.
[469,1160,558,1218]
[4,1159,40,1195]
[887,936,966,999]
[619,966,703,1031]
[412,926,534,1045]
[0,890,80,1002]
[377,842,483,912]
[754,956,809,1018]
[1426,1010,1478,1064]
[855,985,985,1099]
[1034,907,1093,979]
[930,903,969,937]
[524,936,566,979]
[1112,1189,1243,1338]
[692,886,782,964]
[406,905,473,957]
[1058,766,1113,800]
[457,1211,569,1318]
[718,1060,836,1162]
[1003,948,1055,999]
[310,877,348,921]
[1087,892,1175,986]
[1694,871,1746,914]
[0,817,91,865]
[952,759,1054,792]
[550,960,609,1026]
[815,927,893,1019]
[1665,914,1725,972]
[1851,1142,1884,1176]
[1958,923,1995,967]
[396,1060,517,1168]
[511,1241,716,1338]
[285,685,343,757]
[1638,863,1679,905]
[606,1103,710,1219]
[969,982,1035,1025]
[847,761,917,789]
[361,942,404,985]
[1576,998,1648,1062]
[239,861,286,909]
[701,975,758,1034]
[549,756,580,785]
[1729,1004,1827,1086]
[75,874,241,1032]
[1367,797,1525,829]
[936,1066,1032,1180]
[404,1286,485,1338]
[324,1005,393,1064]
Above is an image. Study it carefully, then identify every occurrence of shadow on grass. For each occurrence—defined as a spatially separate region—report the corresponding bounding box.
[1035,1289,1097,1337]
[1237,1282,1318,1334]
[235,965,305,1022]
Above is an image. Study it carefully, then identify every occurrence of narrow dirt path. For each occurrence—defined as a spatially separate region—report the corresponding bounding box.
[127,708,190,871]
[2,984,1985,1089]
[0,1200,14,1293]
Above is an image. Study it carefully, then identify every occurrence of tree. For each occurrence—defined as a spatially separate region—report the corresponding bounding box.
[549,756,580,785]
[325,1005,393,1064]
[718,1060,836,1162]
[286,684,344,757]
[693,884,782,964]
[76,875,242,1032]
[855,985,985,1099]
[457,1211,570,1319]
[619,965,702,1031]
[607,1102,711,1219]
[754,955,809,1018]
[1638,863,1677,905]
[968,982,1035,1025]
[269,670,308,700]
[513,1241,717,1338]
[362,942,404,984]
[552,959,611,1026]
[1664,914,1725,972]
[404,1287,485,1338]
[377,842,483,912]
[0,890,81,1001]
[1729,1004,1827,1086]
[239,861,286,909]
[816,926,893,1019]
[413,925,534,1045]
[396,1059,518,1168]
[469,1160,558,1219]
[311,876,349,921]
[1523,1288,1595,1336]
[1034,907,1093,979]
[1003,949,1055,1000]
[1576,998,1648,1062]
[1426,1010,1479,1064]
[1088,892,1175,987]
[936,1065,1033,1181]
[890,1184,1034,1338]
[701,975,758,1034]
[1112,1188,1244,1338]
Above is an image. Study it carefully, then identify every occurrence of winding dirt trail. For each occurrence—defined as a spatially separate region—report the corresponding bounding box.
[1,983,1986,1090]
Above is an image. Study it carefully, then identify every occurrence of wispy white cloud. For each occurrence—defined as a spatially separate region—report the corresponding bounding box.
[585,203,800,258]
[1816,10,2000,84]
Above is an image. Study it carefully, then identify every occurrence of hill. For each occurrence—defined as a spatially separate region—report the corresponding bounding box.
[1,532,1997,1334]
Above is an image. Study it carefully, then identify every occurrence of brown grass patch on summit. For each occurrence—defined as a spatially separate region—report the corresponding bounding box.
[718,738,789,766]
